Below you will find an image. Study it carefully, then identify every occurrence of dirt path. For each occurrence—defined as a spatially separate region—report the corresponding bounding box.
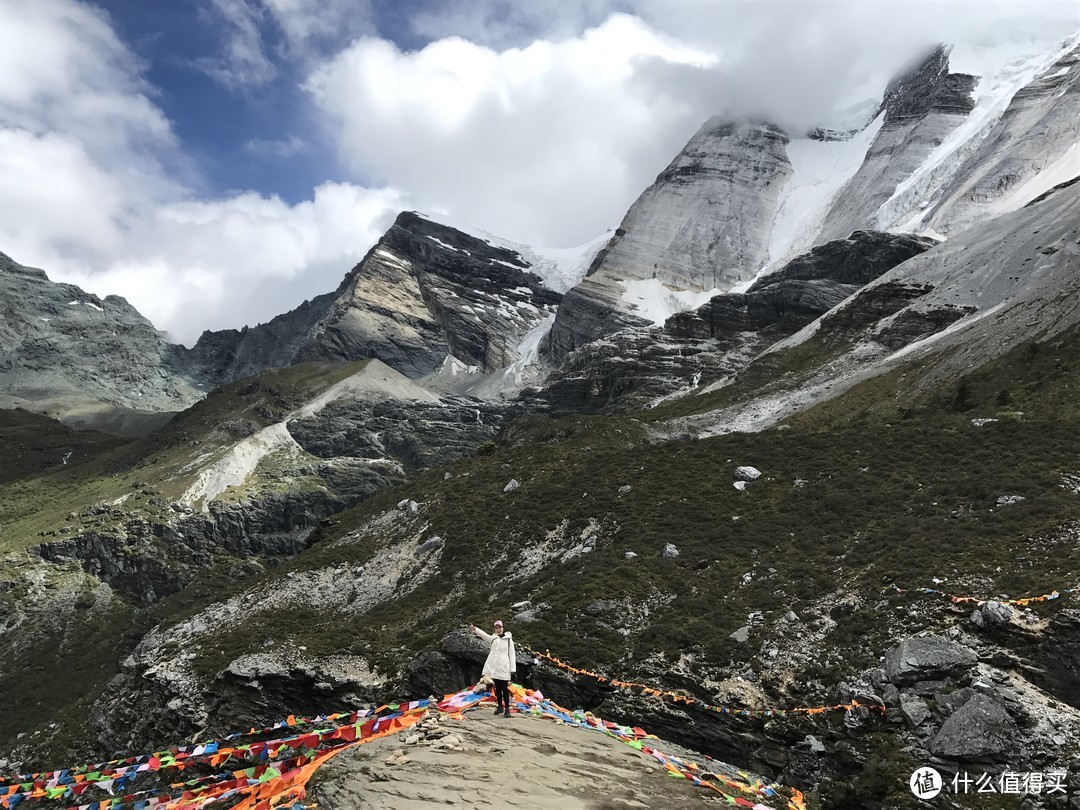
[312,708,716,809]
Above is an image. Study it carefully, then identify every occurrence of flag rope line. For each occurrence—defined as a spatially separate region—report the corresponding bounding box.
[884,580,1080,606]
[520,645,884,718]
[0,704,431,809]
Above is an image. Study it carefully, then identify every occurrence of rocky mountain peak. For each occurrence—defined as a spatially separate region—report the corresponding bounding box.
[880,44,977,125]
[544,118,794,363]
[815,43,979,243]
[0,254,201,433]
[294,212,561,378]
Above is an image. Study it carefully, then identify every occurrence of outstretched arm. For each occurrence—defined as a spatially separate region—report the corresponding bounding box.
[470,624,494,643]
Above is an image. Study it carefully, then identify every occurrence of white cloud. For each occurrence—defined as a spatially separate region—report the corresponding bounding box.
[1,0,1077,349]
[263,0,374,53]
[306,0,1079,250]
[242,134,308,157]
[58,183,403,342]
[0,0,403,345]
[196,0,277,88]
[408,0,625,48]
[308,13,718,247]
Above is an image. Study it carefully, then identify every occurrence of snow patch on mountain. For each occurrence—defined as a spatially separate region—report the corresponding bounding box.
[481,230,613,294]
[181,422,301,509]
[470,313,556,396]
[619,279,722,326]
[768,114,885,265]
[1005,141,1080,207]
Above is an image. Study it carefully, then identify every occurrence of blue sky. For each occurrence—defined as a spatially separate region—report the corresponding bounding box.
[100,0,369,203]
[0,0,1075,343]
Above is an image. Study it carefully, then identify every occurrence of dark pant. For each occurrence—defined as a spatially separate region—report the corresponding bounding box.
[493,679,511,712]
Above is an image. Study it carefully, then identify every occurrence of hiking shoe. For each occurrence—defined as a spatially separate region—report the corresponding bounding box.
[494,707,503,715]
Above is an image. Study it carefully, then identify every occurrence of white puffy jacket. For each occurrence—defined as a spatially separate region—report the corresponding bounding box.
[473,627,516,681]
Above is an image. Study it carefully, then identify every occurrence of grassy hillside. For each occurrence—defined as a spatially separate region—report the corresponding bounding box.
[7,327,1080,780]
[0,362,370,552]
[178,392,1080,697]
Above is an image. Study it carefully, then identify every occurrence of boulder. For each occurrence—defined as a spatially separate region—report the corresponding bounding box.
[929,694,1019,761]
[618,485,632,494]
[415,536,444,557]
[730,626,751,643]
[935,687,975,716]
[624,551,638,560]
[899,693,930,727]
[503,479,520,494]
[735,466,762,482]
[734,481,748,492]
[585,600,618,616]
[784,611,799,623]
[662,543,679,558]
[884,637,977,686]
[982,600,1013,625]
[995,495,1025,507]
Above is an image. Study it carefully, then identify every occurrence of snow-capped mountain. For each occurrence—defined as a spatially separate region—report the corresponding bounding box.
[542,32,1080,378]
[3,27,1079,442]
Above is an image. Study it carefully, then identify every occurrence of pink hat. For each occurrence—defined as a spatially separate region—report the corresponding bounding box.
[494,619,503,626]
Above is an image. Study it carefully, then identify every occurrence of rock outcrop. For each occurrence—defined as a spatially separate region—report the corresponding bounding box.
[884,636,978,685]
[294,212,561,377]
[184,293,338,390]
[929,694,1019,760]
[539,231,935,413]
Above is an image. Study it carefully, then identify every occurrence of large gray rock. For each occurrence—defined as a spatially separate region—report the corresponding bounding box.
[884,637,977,686]
[929,694,1019,760]
[982,600,1014,625]
[899,693,930,727]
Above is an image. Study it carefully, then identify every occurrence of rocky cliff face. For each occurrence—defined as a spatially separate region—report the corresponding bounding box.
[539,231,936,413]
[184,293,338,390]
[294,212,561,378]
[816,45,977,242]
[545,121,793,362]
[0,211,566,438]
[0,253,202,434]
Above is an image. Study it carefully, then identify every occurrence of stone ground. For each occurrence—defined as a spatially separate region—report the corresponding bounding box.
[311,707,723,810]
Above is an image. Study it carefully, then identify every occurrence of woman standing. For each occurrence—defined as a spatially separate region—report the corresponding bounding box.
[469,620,516,716]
